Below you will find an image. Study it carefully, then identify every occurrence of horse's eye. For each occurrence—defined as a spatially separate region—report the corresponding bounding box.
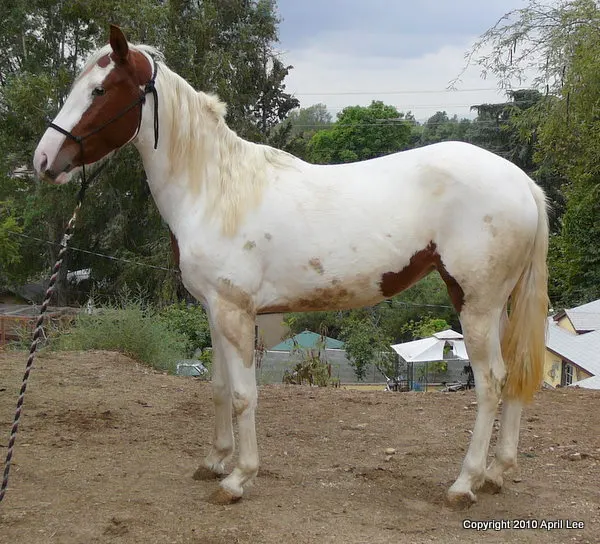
[92,87,106,97]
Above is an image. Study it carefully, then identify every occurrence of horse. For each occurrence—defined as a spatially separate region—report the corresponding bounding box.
[33,25,549,508]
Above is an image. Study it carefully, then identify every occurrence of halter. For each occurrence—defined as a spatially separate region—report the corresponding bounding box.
[47,55,159,190]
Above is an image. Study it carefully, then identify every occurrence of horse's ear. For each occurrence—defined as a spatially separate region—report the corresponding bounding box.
[109,25,129,61]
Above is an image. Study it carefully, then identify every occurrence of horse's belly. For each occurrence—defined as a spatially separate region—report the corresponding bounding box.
[256,270,398,315]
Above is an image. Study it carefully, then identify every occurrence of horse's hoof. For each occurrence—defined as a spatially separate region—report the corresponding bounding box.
[193,466,221,481]
[480,477,503,494]
[446,490,477,510]
[209,487,242,505]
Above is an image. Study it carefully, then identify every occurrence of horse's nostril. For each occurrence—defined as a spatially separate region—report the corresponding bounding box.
[39,152,48,174]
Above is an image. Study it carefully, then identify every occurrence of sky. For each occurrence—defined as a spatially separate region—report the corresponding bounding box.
[275,0,532,121]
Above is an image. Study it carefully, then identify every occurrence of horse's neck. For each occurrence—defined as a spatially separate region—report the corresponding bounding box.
[133,73,264,236]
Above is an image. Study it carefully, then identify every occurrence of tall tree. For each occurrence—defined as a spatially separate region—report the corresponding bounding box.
[307,101,412,164]
[278,103,333,160]
[418,111,471,146]
[466,0,600,306]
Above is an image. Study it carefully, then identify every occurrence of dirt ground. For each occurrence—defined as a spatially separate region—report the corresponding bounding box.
[0,350,598,544]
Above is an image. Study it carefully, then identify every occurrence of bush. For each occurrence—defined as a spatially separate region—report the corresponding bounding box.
[54,302,188,373]
[158,301,211,356]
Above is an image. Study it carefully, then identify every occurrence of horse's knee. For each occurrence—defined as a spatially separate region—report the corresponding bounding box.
[232,390,256,416]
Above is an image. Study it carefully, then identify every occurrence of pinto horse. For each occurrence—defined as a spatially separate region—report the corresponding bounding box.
[34,26,549,507]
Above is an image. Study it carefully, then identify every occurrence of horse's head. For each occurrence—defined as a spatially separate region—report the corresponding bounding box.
[34,25,156,184]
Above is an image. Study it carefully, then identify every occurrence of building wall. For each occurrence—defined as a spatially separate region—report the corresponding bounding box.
[544,349,562,387]
[544,349,592,387]
[256,314,288,350]
[556,315,576,334]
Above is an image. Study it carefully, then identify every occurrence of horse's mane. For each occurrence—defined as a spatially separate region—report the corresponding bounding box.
[133,45,294,236]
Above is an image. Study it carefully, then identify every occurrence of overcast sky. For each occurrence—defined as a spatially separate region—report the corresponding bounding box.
[275,0,531,121]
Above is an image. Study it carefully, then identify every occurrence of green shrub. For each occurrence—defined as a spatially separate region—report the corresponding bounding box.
[158,301,211,356]
[54,302,188,373]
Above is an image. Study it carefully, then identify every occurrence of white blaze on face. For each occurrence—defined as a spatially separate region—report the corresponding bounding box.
[33,58,115,183]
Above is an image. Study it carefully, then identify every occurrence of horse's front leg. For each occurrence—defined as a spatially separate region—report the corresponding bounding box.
[206,292,258,504]
[193,315,234,480]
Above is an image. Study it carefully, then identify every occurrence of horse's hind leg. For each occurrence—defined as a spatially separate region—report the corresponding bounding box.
[482,307,522,493]
[447,305,506,508]
[482,399,522,493]
[194,313,234,481]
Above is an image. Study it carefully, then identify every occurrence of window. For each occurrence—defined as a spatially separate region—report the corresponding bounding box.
[561,361,574,386]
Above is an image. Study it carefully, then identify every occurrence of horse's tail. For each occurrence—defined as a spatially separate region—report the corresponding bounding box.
[502,181,549,402]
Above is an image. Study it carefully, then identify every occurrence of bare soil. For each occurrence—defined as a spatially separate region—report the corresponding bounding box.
[0,350,599,544]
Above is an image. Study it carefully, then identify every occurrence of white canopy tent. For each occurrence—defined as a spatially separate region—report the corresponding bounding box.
[390,329,470,391]
[391,329,469,362]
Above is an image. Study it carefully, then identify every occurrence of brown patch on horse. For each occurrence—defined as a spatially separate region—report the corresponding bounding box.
[169,230,180,268]
[216,279,256,368]
[483,215,498,237]
[257,275,377,314]
[379,242,464,313]
[309,258,324,275]
[59,48,153,167]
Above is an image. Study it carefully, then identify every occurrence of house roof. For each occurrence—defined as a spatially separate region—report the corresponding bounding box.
[269,330,344,352]
[554,299,600,334]
[556,299,600,333]
[546,318,600,377]
[569,375,600,390]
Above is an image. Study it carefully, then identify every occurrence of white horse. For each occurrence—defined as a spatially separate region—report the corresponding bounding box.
[33,26,549,507]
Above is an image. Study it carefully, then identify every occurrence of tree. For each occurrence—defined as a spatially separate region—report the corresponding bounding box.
[307,101,413,164]
[0,200,21,283]
[419,111,471,147]
[466,0,600,306]
[401,317,450,340]
[279,104,332,160]
[340,309,395,382]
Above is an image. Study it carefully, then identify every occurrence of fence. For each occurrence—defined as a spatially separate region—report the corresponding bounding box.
[256,348,388,385]
[0,304,77,346]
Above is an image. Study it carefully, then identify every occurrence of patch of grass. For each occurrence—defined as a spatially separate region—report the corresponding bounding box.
[53,302,187,373]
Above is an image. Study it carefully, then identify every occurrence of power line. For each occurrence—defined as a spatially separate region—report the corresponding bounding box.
[286,120,510,128]
[7,230,175,273]
[294,87,499,96]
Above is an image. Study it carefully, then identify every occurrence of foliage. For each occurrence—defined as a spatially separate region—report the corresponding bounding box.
[53,301,188,373]
[159,301,211,356]
[282,336,333,386]
[279,104,333,160]
[401,317,449,340]
[468,0,600,306]
[418,112,471,146]
[340,309,396,382]
[308,101,413,164]
[0,200,22,281]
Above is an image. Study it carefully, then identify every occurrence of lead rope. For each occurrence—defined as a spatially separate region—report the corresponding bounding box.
[0,156,106,504]
[1,56,159,503]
